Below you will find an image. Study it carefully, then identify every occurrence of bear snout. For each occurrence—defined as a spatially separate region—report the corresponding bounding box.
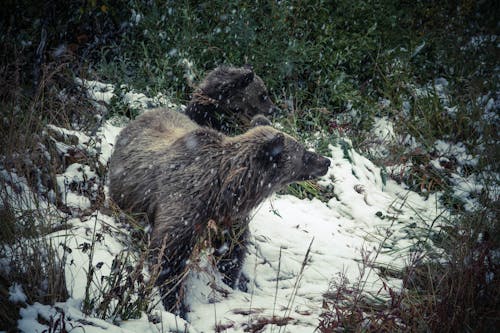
[316,156,331,176]
[321,156,331,168]
[300,152,331,180]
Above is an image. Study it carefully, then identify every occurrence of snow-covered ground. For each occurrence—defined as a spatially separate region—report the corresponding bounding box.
[4,78,495,332]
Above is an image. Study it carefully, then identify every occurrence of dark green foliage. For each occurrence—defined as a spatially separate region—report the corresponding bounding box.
[96,1,414,108]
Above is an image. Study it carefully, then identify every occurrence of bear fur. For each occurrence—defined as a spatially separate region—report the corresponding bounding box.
[108,108,330,317]
[184,65,278,133]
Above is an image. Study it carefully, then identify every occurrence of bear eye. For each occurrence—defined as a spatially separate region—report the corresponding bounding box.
[260,94,268,102]
[302,151,314,164]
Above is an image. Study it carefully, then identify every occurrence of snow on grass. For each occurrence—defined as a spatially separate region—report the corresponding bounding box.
[14,77,494,332]
[9,283,28,303]
[96,121,123,165]
[186,140,444,331]
[56,163,97,211]
[434,140,478,167]
[0,167,52,213]
[75,78,177,112]
[366,116,398,159]
[74,79,115,104]
[46,124,91,146]
[18,299,195,333]
[13,111,445,332]
[365,86,499,214]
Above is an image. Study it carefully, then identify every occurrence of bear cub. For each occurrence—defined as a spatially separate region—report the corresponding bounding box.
[185,65,278,133]
[109,108,330,317]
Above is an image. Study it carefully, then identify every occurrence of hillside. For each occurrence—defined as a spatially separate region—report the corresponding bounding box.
[1,1,498,332]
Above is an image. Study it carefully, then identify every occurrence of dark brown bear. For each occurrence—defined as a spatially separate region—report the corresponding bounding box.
[108,108,330,317]
[184,65,278,133]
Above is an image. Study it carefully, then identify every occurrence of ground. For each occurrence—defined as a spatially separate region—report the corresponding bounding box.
[5,81,457,332]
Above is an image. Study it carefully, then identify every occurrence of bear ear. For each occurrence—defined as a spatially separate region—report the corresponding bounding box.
[218,67,254,99]
[236,67,254,88]
[250,115,272,127]
[260,132,284,162]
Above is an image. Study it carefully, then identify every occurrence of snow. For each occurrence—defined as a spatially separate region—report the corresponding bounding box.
[7,77,494,332]
[461,34,498,50]
[0,168,51,213]
[368,117,398,158]
[411,41,426,58]
[434,140,478,167]
[56,163,96,210]
[413,77,450,106]
[24,123,442,331]
[46,124,91,145]
[96,122,123,165]
[18,300,190,333]
[75,79,115,104]
[189,194,398,330]
[9,283,27,303]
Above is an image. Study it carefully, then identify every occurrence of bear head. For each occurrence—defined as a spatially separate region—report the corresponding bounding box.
[186,65,279,133]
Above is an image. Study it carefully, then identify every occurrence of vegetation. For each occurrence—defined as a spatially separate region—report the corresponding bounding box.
[1,0,498,331]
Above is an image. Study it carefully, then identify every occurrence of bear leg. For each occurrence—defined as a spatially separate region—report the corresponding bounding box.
[216,227,249,290]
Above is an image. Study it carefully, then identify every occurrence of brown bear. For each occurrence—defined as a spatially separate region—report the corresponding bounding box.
[108,108,330,317]
[184,65,278,133]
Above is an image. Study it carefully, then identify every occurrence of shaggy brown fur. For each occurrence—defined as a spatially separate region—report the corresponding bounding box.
[184,65,278,133]
[109,108,330,317]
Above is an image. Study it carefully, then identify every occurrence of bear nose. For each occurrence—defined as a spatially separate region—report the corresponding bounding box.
[322,158,331,168]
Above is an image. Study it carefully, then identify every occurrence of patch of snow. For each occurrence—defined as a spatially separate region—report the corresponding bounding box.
[412,78,450,106]
[378,98,391,109]
[402,100,411,116]
[64,192,91,210]
[444,106,457,117]
[76,78,176,117]
[131,9,142,26]
[56,163,96,210]
[95,121,123,165]
[9,283,27,303]
[75,78,115,104]
[46,124,91,145]
[366,117,399,159]
[449,172,500,212]
[434,140,478,167]
[179,58,196,87]
[0,168,51,212]
[121,89,152,109]
[18,299,196,333]
[480,95,500,123]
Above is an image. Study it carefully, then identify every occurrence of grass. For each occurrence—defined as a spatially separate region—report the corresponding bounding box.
[319,207,499,332]
[0,187,70,330]
[1,0,499,331]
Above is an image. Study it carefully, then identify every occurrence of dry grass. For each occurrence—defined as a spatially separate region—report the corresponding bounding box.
[0,35,107,330]
[318,207,500,332]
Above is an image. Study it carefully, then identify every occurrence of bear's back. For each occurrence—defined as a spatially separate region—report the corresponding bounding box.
[109,108,200,214]
[115,108,198,152]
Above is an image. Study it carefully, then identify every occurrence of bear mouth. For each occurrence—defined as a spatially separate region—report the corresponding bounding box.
[312,157,331,178]
[300,163,330,181]
[309,166,329,179]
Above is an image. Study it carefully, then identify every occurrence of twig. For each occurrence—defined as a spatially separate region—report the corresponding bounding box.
[271,246,282,333]
[279,237,314,333]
